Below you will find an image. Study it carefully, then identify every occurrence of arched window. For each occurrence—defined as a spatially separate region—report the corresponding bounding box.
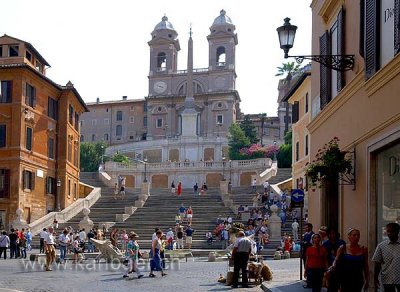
[116,111,123,121]
[157,52,167,72]
[104,133,109,141]
[116,125,122,136]
[216,47,226,67]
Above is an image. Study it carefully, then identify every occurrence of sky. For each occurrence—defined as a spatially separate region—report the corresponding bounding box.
[1,0,312,117]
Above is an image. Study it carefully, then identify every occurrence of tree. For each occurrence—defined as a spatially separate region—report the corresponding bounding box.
[80,141,107,172]
[240,115,259,144]
[275,61,301,79]
[112,152,131,164]
[228,123,250,160]
[277,130,292,168]
[284,130,292,145]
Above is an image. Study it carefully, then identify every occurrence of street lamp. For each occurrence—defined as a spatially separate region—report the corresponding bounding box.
[56,178,61,211]
[277,17,354,71]
[143,157,148,183]
[222,156,226,181]
[273,140,277,162]
[101,145,104,164]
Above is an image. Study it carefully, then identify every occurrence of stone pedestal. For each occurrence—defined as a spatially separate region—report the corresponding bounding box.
[12,208,28,231]
[220,180,228,195]
[141,182,150,196]
[269,205,282,240]
[79,208,94,231]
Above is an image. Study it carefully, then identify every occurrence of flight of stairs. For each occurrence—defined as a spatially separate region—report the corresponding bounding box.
[114,187,236,249]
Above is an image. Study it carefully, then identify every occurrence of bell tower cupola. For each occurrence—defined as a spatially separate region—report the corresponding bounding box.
[148,16,180,76]
[207,10,238,71]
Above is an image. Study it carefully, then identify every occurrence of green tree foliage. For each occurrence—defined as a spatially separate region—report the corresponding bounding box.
[228,123,250,160]
[284,130,292,145]
[275,62,301,78]
[240,115,259,144]
[80,141,107,172]
[277,130,292,168]
[112,152,131,164]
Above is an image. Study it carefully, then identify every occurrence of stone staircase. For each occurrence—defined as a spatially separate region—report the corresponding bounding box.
[30,172,140,248]
[114,187,235,250]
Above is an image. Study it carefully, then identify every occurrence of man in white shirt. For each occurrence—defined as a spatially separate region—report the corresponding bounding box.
[79,228,87,242]
[251,178,257,193]
[44,227,56,271]
[39,228,48,254]
[58,229,70,264]
[292,219,299,241]
[263,181,270,193]
[231,231,252,288]
[166,228,174,250]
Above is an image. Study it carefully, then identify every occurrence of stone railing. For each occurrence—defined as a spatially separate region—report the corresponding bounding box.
[29,185,101,235]
[105,158,271,172]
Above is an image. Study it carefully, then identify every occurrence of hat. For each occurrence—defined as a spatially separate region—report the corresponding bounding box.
[129,232,139,238]
[318,226,328,233]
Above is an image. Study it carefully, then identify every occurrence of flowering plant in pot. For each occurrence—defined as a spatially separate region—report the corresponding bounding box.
[305,137,352,190]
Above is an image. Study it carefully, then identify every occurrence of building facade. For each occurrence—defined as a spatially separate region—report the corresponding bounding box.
[0,35,88,228]
[308,0,400,261]
[81,10,241,147]
[281,68,311,205]
[238,114,283,146]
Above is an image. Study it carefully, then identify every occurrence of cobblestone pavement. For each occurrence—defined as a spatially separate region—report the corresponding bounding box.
[0,254,301,292]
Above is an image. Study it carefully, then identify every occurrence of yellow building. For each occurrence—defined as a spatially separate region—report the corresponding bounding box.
[282,67,311,201]
[0,35,88,228]
[307,0,400,254]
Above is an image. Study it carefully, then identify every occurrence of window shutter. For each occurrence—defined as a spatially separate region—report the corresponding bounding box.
[0,125,5,147]
[25,83,29,105]
[365,0,379,79]
[31,171,35,190]
[292,102,299,123]
[360,0,365,58]
[395,0,400,54]
[320,31,332,110]
[32,87,36,108]
[337,7,346,91]
[22,170,26,189]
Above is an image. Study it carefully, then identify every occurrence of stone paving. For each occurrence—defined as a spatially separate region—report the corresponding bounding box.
[0,252,301,292]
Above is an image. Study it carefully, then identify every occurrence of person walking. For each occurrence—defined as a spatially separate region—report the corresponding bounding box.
[8,229,18,259]
[171,181,176,194]
[251,178,257,193]
[231,231,252,288]
[26,228,32,251]
[186,206,193,225]
[166,228,174,250]
[263,180,270,193]
[39,228,47,254]
[304,233,328,292]
[177,181,182,196]
[193,183,198,195]
[301,223,315,288]
[58,229,70,264]
[291,219,299,241]
[123,232,144,279]
[372,222,400,292]
[179,204,186,223]
[0,231,10,259]
[323,228,346,292]
[44,227,56,271]
[176,226,184,249]
[185,225,194,249]
[149,230,167,278]
[329,228,369,292]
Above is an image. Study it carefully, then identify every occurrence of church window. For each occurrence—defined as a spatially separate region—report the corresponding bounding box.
[158,107,162,112]
[218,102,222,108]
[227,28,232,32]
[116,125,122,136]
[217,115,223,124]
[157,52,167,72]
[156,118,163,128]
[168,34,172,38]
[216,47,226,67]
[116,111,123,121]
[178,85,185,95]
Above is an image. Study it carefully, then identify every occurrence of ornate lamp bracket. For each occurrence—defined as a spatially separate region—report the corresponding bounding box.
[339,148,356,190]
[290,54,355,72]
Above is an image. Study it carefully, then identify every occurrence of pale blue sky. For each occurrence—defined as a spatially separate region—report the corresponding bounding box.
[1,0,312,117]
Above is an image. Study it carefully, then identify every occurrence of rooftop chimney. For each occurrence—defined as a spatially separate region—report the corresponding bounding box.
[122,96,127,100]
[96,97,100,103]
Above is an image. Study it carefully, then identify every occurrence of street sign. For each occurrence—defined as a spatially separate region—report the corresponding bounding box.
[291,189,305,202]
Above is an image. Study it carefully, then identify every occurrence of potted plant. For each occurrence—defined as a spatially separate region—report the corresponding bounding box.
[305,137,352,190]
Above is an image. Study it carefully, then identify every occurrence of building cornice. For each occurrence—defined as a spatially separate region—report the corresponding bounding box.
[308,70,364,134]
[365,53,400,97]
[318,0,344,23]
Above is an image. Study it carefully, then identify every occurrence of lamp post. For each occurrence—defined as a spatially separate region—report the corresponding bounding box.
[143,157,148,183]
[56,178,61,211]
[273,140,277,162]
[222,156,226,181]
[276,17,354,71]
[101,145,104,165]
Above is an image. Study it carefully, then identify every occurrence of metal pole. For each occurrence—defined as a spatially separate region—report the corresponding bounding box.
[300,206,303,280]
[144,162,147,182]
